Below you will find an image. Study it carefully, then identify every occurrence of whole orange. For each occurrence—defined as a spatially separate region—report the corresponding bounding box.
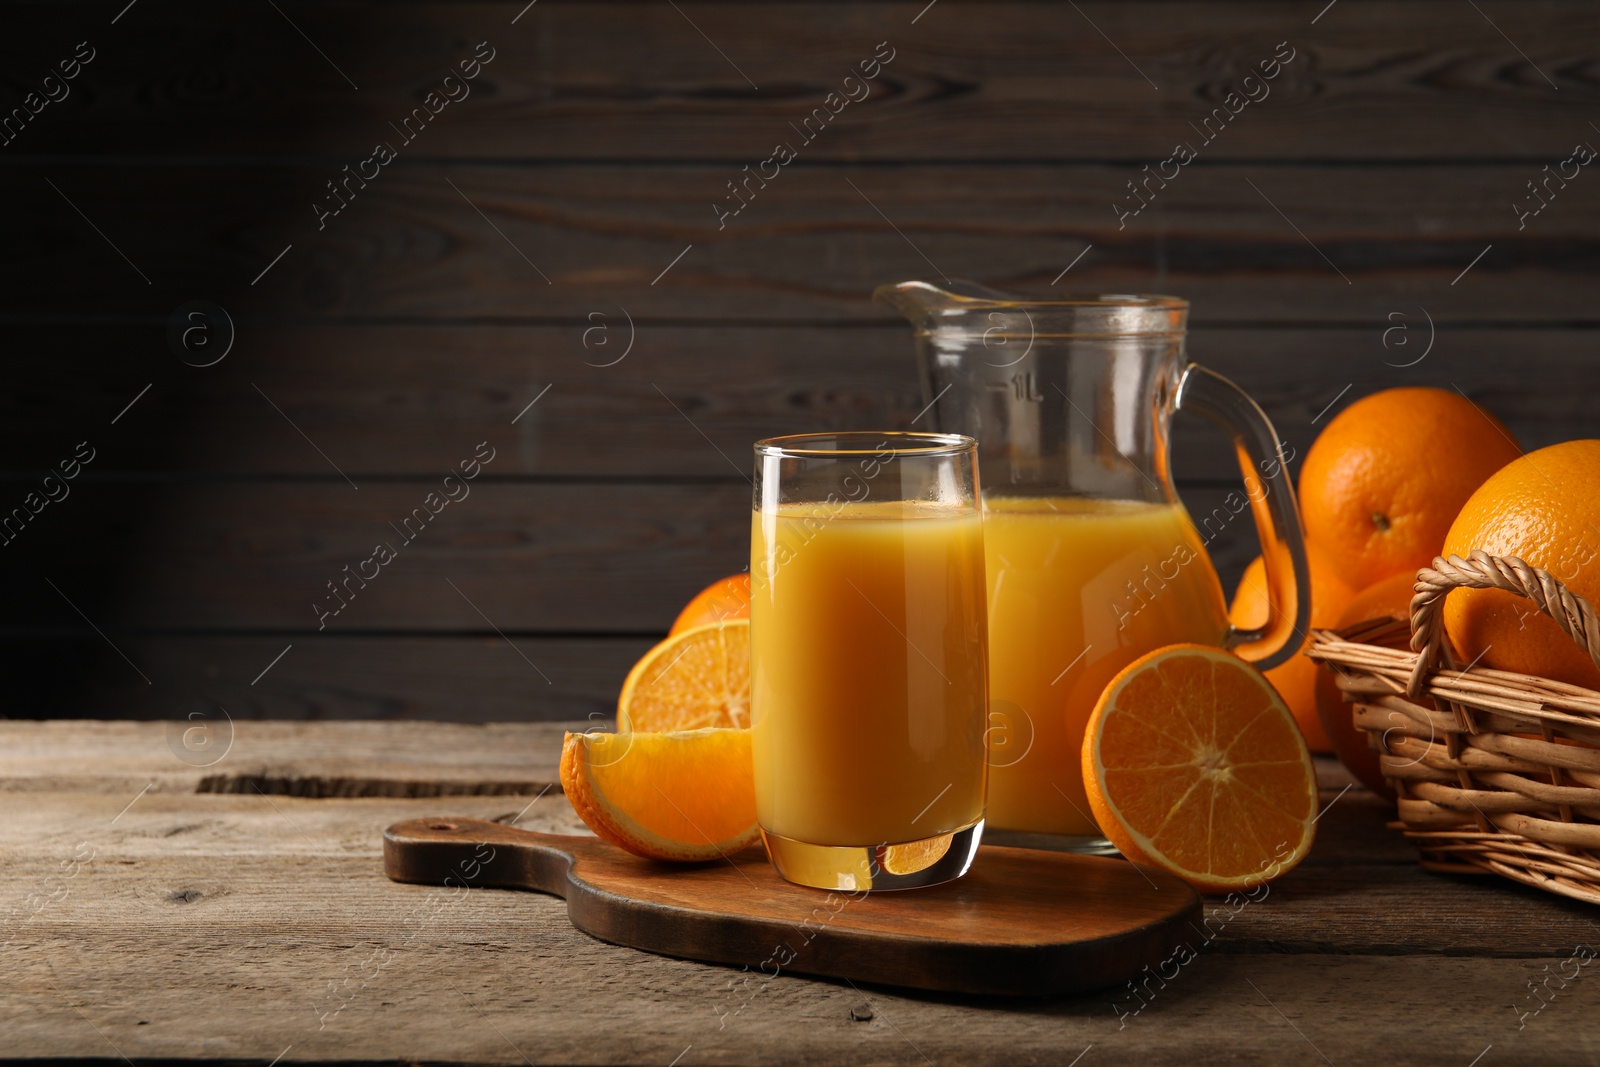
[1299,387,1521,590]
[668,573,751,636]
[1442,440,1600,689]
[1229,545,1357,753]
[1314,571,1415,800]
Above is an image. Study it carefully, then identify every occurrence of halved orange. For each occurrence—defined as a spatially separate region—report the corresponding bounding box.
[616,620,750,732]
[560,727,759,862]
[1082,644,1317,893]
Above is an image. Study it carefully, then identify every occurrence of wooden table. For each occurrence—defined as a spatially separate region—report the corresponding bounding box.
[5,720,1598,1065]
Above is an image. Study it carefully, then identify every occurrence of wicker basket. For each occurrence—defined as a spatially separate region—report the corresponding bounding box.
[1306,549,1600,905]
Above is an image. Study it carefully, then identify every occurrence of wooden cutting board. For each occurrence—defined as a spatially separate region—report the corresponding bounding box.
[383,817,1201,997]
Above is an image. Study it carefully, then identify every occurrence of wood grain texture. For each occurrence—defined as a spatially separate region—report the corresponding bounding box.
[7,0,1600,670]
[0,484,1251,632]
[3,2,1593,161]
[0,634,652,723]
[0,767,1583,960]
[5,163,1595,321]
[0,717,1457,872]
[0,720,573,796]
[383,817,1204,997]
[0,777,1595,1063]
[0,323,1589,479]
[0,0,1594,1039]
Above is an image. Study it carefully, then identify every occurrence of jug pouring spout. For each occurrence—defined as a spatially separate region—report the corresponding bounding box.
[872,278,1030,331]
[875,278,1191,339]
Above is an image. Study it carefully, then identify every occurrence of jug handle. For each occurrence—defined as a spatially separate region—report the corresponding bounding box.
[1173,364,1310,672]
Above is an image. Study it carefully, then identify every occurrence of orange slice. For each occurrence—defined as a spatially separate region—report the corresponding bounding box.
[616,620,749,732]
[560,727,759,862]
[881,833,953,876]
[1082,644,1317,893]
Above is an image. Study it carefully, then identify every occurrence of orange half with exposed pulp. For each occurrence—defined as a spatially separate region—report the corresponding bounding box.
[616,620,750,732]
[1083,644,1317,893]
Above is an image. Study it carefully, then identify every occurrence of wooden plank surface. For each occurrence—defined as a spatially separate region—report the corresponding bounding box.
[9,481,753,631]
[6,163,1595,321]
[3,2,1593,161]
[4,943,1577,1065]
[3,722,1599,1063]
[0,720,572,796]
[3,484,1250,632]
[10,635,654,723]
[0,324,1588,479]
[5,766,1591,963]
[9,0,1598,680]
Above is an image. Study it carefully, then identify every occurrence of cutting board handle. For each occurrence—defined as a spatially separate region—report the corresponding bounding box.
[384,817,581,897]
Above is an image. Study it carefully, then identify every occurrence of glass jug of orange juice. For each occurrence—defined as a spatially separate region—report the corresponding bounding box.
[875,281,1310,850]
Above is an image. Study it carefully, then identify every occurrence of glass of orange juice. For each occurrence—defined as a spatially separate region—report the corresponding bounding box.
[750,432,989,891]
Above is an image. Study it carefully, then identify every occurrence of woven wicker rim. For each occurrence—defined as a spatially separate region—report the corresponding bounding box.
[1304,549,1600,906]
[1406,549,1600,696]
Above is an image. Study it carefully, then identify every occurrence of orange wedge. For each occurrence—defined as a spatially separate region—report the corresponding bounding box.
[616,620,749,732]
[1082,644,1317,893]
[881,833,953,876]
[560,727,759,862]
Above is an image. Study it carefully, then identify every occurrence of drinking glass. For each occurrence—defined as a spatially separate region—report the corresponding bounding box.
[750,432,988,891]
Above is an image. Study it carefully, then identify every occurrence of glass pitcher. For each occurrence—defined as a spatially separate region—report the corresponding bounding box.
[874,280,1310,849]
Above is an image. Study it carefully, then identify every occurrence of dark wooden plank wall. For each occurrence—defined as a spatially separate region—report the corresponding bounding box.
[2,1,1595,721]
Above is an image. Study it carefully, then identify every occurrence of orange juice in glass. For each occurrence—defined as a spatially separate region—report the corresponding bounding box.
[750,432,988,891]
